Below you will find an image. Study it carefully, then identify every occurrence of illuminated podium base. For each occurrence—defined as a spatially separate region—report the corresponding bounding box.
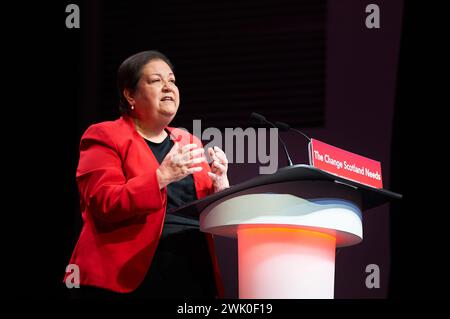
[238,226,336,299]
[200,190,363,299]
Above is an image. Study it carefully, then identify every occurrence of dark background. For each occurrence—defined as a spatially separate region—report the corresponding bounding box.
[3,0,448,301]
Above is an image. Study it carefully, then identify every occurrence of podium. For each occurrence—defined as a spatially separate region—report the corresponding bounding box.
[169,165,402,299]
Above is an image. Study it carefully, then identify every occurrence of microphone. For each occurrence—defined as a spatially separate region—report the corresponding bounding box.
[250,112,294,166]
[274,121,311,142]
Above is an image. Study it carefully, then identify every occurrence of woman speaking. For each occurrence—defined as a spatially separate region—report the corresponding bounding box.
[66,51,229,298]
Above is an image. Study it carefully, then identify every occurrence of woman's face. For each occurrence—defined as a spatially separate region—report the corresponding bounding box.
[129,59,180,125]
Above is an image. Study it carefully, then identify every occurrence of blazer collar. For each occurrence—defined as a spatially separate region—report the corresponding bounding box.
[121,115,180,142]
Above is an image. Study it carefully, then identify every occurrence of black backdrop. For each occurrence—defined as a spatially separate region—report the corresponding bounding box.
[83,0,326,130]
[389,0,449,298]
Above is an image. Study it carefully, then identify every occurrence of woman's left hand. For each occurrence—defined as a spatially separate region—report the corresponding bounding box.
[207,146,230,192]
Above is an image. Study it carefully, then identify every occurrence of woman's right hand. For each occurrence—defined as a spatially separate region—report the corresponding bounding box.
[156,143,205,189]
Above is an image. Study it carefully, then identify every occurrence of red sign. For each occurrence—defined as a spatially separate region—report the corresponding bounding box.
[309,138,383,189]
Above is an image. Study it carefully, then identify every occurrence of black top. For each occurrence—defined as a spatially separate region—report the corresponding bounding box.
[136,132,216,298]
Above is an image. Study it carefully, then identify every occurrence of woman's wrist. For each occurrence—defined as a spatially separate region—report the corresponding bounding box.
[156,167,170,189]
[214,176,230,193]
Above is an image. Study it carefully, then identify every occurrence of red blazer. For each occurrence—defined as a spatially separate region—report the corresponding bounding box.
[65,116,223,296]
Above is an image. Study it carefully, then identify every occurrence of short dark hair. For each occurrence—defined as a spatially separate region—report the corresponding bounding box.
[117,50,174,115]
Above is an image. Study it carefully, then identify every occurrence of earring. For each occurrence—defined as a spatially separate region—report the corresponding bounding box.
[131,105,135,110]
